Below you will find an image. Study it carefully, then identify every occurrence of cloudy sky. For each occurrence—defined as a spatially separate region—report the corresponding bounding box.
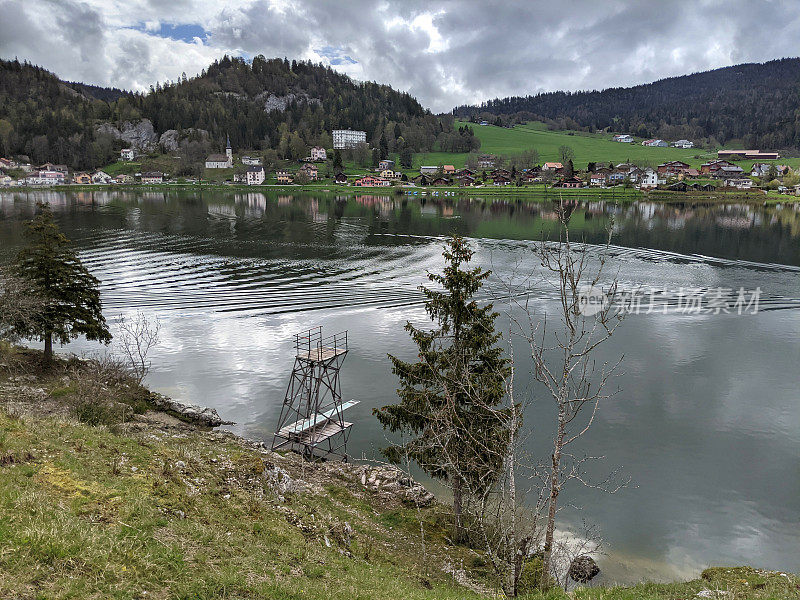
[2,0,799,112]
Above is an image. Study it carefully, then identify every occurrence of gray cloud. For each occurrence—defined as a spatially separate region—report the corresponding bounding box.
[1,0,800,112]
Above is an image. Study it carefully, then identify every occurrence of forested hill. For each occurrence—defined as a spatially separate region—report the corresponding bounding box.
[0,56,455,169]
[453,58,800,150]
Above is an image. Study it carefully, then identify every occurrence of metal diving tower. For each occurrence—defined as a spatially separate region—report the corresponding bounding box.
[271,327,358,461]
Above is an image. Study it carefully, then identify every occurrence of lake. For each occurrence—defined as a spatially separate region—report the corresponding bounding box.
[1,189,799,584]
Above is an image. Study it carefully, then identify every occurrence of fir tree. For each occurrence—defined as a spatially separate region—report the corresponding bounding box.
[375,236,511,543]
[12,203,111,362]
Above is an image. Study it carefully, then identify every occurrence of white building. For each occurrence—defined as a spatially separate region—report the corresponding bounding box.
[642,139,668,147]
[332,129,367,149]
[613,134,634,143]
[638,168,660,189]
[92,171,113,184]
[246,166,266,185]
[141,171,164,184]
[206,135,234,168]
[420,166,438,175]
[310,146,327,161]
[1,175,14,187]
[241,156,262,166]
[724,178,753,189]
[672,139,694,149]
[120,148,135,161]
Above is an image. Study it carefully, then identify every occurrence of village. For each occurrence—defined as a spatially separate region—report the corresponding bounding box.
[1,128,798,195]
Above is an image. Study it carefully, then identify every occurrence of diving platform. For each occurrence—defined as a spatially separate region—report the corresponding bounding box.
[271,327,357,461]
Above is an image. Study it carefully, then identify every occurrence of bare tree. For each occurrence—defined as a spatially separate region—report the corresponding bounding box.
[115,312,161,384]
[0,266,45,345]
[516,200,626,587]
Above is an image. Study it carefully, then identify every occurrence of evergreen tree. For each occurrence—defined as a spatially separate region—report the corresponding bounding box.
[333,148,343,171]
[375,236,511,543]
[11,203,111,362]
[399,144,413,169]
[379,133,389,160]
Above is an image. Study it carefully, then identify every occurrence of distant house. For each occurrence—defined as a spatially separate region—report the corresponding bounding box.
[299,163,319,181]
[542,162,563,171]
[442,165,456,174]
[0,175,12,187]
[642,139,668,147]
[553,176,584,188]
[700,160,735,175]
[718,150,779,160]
[589,170,609,186]
[378,159,395,171]
[334,172,348,184]
[723,178,753,189]
[665,181,689,192]
[380,169,400,179]
[276,170,293,184]
[638,168,660,189]
[492,175,511,186]
[353,176,390,187]
[92,171,112,184]
[612,134,634,143]
[115,174,133,184]
[458,174,476,186]
[0,158,16,169]
[420,166,438,175]
[477,154,496,168]
[332,130,367,149]
[40,163,68,173]
[120,148,135,161]
[241,156,262,166]
[140,171,164,184]
[491,168,511,178]
[713,165,745,178]
[658,161,692,176]
[672,139,694,148]
[73,172,92,185]
[456,168,475,177]
[246,166,266,185]
[412,174,431,186]
[310,146,327,161]
[430,177,451,186]
[206,136,234,168]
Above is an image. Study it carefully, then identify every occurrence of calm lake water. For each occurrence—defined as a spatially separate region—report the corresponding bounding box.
[1,189,799,583]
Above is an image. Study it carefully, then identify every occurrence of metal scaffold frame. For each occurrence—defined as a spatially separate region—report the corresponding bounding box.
[271,327,358,461]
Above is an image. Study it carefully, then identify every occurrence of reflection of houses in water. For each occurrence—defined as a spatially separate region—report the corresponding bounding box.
[234,192,267,214]
[354,195,394,218]
[208,203,236,217]
[308,198,328,223]
[277,196,293,206]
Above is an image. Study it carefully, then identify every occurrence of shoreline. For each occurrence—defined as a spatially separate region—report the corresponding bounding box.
[2,183,797,204]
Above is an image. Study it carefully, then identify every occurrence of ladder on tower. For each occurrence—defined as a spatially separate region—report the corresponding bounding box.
[271,327,358,461]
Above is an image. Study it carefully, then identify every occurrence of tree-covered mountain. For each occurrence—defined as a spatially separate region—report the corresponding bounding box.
[0,56,473,170]
[454,58,800,150]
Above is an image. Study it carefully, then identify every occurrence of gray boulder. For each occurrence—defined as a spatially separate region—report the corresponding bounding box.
[568,555,600,583]
[148,393,233,427]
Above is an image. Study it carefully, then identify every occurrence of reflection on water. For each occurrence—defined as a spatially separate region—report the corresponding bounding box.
[1,189,799,584]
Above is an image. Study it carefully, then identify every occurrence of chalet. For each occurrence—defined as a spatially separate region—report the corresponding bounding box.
[542,162,563,171]
[589,172,608,186]
[491,168,511,178]
[140,171,164,184]
[553,176,584,188]
[713,165,745,179]
[115,174,134,184]
[718,150,780,160]
[458,175,476,186]
[477,154,496,168]
[378,159,395,170]
[72,172,92,185]
[657,161,691,176]
[310,146,327,161]
[420,166,438,175]
[612,134,634,143]
[120,148,135,161]
[241,156,262,166]
[700,160,735,175]
[299,163,318,181]
[665,181,689,192]
[442,165,456,174]
[430,177,451,186]
[276,170,293,184]
[412,174,431,186]
[334,172,348,184]
[672,139,694,148]
[456,168,475,177]
[92,171,112,184]
[492,175,512,186]
[723,178,753,190]
[246,166,266,185]
[354,175,390,187]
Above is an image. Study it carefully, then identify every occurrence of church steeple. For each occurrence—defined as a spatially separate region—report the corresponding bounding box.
[225,133,233,166]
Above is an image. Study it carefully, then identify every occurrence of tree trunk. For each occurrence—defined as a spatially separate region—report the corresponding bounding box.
[453,473,465,544]
[43,330,53,363]
[542,410,566,588]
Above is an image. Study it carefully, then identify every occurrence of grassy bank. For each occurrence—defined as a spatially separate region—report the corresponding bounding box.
[0,349,798,599]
